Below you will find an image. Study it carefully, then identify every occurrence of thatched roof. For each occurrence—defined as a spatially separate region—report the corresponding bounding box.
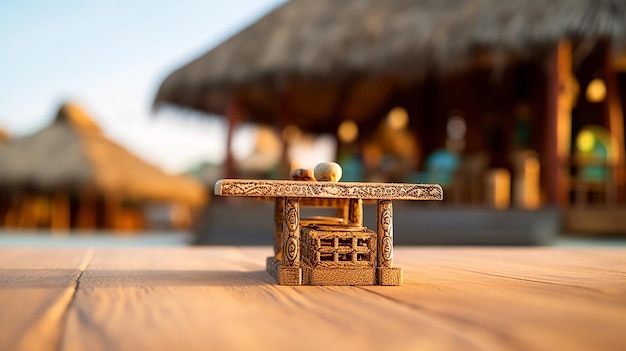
[0,103,206,205]
[154,0,626,131]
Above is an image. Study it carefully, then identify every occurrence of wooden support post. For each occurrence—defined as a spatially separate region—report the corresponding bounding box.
[606,75,625,164]
[50,191,70,232]
[336,199,349,223]
[104,195,119,230]
[273,197,284,260]
[602,44,625,202]
[3,191,19,228]
[377,200,402,285]
[278,93,294,179]
[17,193,32,228]
[348,198,363,225]
[278,198,302,285]
[377,200,393,268]
[225,99,243,179]
[545,40,576,205]
[76,192,97,230]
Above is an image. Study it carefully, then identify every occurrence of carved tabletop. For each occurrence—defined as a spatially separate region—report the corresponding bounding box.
[214,179,443,200]
[215,179,443,286]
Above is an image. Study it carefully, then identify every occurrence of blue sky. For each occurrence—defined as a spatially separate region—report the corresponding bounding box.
[0,0,286,172]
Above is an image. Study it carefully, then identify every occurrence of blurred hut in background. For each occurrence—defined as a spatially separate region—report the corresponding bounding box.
[0,103,206,232]
[0,129,8,222]
[0,129,8,144]
[235,125,282,178]
[155,0,626,240]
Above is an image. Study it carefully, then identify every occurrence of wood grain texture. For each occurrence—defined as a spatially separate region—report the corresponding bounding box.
[214,179,443,200]
[1,247,625,351]
[0,248,93,351]
[348,198,363,225]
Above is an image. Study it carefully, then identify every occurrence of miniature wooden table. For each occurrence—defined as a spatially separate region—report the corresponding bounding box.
[1,247,625,351]
[214,180,443,285]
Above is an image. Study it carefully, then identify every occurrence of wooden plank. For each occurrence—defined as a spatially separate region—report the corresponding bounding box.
[365,248,626,351]
[57,247,626,351]
[0,248,93,351]
[60,247,466,350]
[214,179,443,200]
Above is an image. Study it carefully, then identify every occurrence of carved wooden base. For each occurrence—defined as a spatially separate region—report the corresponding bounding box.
[378,267,403,286]
[267,257,403,286]
[303,266,376,285]
[268,218,404,285]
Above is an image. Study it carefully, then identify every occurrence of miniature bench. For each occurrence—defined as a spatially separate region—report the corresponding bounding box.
[214,169,442,286]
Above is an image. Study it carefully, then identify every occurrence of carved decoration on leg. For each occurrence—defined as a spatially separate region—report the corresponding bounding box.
[283,198,300,266]
[279,198,302,285]
[274,197,284,260]
[377,200,393,267]
[377,199,402,285]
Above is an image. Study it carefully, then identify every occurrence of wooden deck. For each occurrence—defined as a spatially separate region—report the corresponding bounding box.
[1,247,625,351]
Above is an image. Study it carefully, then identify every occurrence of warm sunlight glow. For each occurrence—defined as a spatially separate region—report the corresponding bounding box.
[386,107,409,130]
[486,169,511,210]
[586,78,607,103]
[337,120,359,143]
[576,130,595,152]
[523,158,541,210]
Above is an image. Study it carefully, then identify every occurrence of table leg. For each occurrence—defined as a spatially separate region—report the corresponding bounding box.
[348,198,363,225]
[337,199,349,222]
[279,198,302,285]
[377,200,393,267]
[274,198,284,260]
[376,200,402,285]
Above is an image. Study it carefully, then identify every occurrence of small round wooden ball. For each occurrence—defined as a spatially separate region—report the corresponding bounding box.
[314,162,342,182]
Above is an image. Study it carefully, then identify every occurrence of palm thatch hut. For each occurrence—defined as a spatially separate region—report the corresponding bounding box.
[154,0,626,211]
[0,103,206,231]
